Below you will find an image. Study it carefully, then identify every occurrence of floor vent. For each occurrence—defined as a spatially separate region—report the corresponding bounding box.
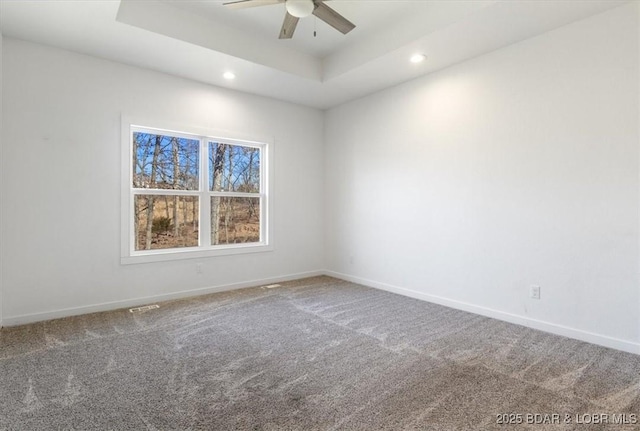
[129,304,160,313]
[264,284,281,289]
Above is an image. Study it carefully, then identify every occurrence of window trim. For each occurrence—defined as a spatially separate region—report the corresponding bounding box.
[120,116,273,265]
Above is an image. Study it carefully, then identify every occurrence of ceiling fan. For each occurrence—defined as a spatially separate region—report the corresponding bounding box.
[222,0,356,39]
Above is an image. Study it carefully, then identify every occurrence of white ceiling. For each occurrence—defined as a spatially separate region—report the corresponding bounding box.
[167,0,427,59]
[0,0,630,109]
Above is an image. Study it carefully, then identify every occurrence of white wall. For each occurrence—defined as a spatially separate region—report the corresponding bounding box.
[0,39,324,323]
[0,30,4,327]
[2,4,639,354]
[325,3,640,353]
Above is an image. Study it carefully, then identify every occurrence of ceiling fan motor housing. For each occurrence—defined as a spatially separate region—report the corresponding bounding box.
[223,0,356,39]
[286,0,315,18]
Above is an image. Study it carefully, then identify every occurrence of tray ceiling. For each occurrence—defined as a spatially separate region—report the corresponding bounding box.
[0,0,629,109]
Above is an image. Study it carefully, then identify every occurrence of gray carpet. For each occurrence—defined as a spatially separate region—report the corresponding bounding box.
[0,276,639,430]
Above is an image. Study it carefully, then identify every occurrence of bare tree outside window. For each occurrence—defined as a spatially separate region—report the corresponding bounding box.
[132,132,199,251]
[209,142,261,245]
[129,128,265,256]
[134,195,199,250]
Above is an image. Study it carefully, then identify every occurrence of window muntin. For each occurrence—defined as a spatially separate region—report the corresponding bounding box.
[208,141,262,246]
[126,126,268,261]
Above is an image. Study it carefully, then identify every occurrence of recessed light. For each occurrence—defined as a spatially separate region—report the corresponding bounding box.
[410,54,426,64]
[223,71,236,80]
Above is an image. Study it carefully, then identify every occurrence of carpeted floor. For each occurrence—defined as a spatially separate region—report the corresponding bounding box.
[0,276,639,430]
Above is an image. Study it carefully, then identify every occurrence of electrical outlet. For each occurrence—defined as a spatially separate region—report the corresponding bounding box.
[196,263,202,274]
[349,255,354,265]
[530,285,541,300]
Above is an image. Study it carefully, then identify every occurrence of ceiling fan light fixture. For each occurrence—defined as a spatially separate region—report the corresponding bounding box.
[286,0,314,18]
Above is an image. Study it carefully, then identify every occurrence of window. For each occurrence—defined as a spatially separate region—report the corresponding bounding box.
[121,123,270,264]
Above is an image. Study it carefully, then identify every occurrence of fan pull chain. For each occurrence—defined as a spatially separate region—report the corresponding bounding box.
[314,16,317,37]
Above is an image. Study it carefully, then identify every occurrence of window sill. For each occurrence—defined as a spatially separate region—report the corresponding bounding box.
[121,243,273,265]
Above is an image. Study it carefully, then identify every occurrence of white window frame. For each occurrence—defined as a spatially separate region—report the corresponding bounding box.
[121,118,273,265]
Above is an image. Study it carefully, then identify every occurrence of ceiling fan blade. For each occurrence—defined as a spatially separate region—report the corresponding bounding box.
[223,0,282,10]
[279,12,300,39]
[312,1,355,35]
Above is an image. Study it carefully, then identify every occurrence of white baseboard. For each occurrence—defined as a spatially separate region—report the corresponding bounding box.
[3,269,638,356]
[324,270,640,356]
[1,270,324,327]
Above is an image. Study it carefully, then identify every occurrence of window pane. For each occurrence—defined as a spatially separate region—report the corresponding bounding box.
[211,197,260,245]
[209,143,260,192]
[133,132,199,190]
[134,195,199,250]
